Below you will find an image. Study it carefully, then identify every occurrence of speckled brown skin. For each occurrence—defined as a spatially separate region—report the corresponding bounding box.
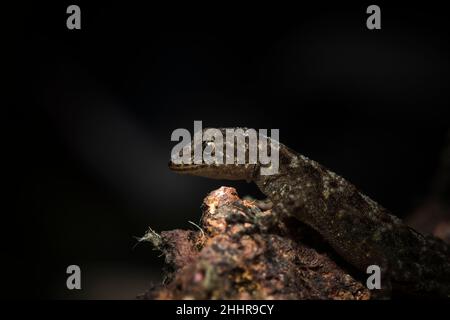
[169,129,450,297]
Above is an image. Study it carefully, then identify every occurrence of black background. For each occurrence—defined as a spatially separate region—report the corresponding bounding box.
[8,2,450,299]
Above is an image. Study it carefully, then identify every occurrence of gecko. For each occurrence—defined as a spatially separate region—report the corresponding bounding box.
[169,128,450,298]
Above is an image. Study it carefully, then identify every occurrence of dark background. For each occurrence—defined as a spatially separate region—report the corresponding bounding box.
[8,2,449,299]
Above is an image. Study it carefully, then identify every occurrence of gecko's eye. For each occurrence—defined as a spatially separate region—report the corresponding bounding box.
[202,141,213,151]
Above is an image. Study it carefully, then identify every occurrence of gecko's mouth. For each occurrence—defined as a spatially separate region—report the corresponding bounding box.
[168,161,204,172]
[169,160,257,181]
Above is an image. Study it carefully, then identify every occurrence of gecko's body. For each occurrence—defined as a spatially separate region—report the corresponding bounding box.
[169,129,450,297]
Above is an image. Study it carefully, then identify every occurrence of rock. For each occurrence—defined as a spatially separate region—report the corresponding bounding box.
[139,186,370,300]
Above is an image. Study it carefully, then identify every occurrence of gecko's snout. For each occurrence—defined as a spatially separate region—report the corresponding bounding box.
[168,160,181,171]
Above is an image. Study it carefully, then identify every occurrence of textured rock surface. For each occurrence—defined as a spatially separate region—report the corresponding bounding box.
[139,187,370,300]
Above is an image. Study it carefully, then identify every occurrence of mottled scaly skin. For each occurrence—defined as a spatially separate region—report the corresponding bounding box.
[169,129,450,297]
[255,145,450,297]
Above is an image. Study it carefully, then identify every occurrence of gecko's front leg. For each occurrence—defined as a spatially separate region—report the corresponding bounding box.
[254,145,450,297]
[256,167,393,298]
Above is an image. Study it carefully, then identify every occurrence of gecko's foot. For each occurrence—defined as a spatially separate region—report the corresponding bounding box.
[243,196,273,211]
[255,198,274,211]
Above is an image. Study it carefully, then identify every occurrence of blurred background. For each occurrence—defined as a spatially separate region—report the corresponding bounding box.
[7,2,449,299]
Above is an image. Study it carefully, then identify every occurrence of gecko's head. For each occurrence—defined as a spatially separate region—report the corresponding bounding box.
[169,127,261,182]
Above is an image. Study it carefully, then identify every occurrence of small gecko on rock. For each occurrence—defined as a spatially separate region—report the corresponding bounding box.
[169,128,450,298]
